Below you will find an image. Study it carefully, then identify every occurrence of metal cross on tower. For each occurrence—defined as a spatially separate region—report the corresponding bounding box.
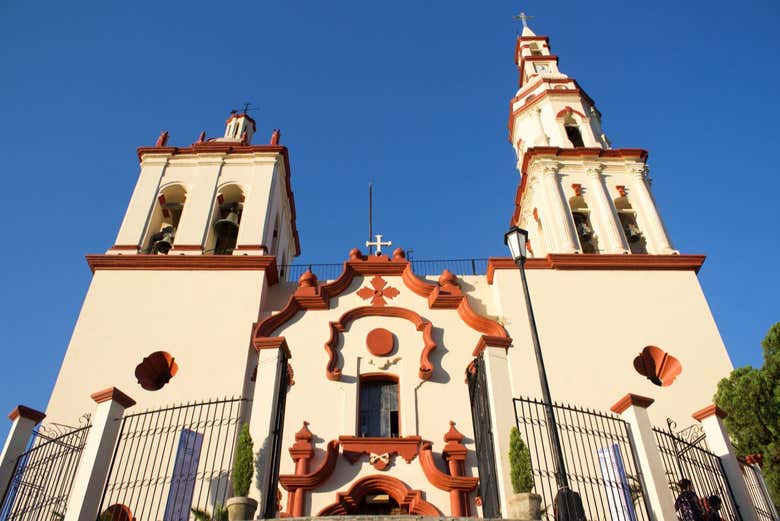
[366,234,392,256]
[513,11,533,28]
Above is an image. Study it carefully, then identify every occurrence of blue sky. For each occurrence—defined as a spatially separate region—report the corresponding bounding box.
[0,0,778,417]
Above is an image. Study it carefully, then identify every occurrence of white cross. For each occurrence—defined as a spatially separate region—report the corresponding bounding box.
[514,11,533,28]
[365,234,392,255]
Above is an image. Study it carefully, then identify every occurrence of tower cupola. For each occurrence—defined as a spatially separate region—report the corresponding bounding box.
[221,110,256,144]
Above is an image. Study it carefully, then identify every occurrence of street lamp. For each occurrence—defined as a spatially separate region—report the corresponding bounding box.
[504,226,585,521]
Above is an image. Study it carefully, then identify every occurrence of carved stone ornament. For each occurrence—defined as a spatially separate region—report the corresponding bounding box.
[633,345,682,387]
[356,276,400,307]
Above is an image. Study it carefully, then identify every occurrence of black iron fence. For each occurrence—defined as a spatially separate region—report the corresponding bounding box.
[654,426,741,521]
[280,258,490,282]
[740,461,778,521]
[98,397,246,521]
[514,397,652,521]
[0,423,91,521]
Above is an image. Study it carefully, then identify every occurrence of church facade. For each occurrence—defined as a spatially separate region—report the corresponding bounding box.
[2,21,764,521]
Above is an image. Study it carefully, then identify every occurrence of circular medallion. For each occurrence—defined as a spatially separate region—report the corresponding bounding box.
[366,328,394,356]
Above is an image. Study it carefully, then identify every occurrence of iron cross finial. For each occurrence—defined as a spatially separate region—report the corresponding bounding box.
[513,11,533,29]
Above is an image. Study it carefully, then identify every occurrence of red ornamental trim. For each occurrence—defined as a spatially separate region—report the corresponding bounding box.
[556,106,587,119]
[419,444,478,515]
[279,440,340,490]
[90,387,136,408]
[486,255,707,283]
[692,404,728,422]
[610,394,655,414]
[317,474,440,516]
[339,436,422,470]
[356,276,400,306]
[324,307,436,381]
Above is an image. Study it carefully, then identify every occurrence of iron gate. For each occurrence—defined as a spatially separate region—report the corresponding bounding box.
[654,425,741,521]
[262,352,290,519]
[0,423,90,521]
[740,461,779,521]
[466,355,501,518]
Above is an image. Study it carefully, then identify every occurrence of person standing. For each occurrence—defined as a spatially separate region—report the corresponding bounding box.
[675,478,704,521]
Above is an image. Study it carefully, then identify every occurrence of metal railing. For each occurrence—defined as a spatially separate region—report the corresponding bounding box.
[279,257,490,282]
[98,397,246,521]
[654,426,741,521]
[514,397,652,521]
[740,461,779,521]
[0,423,91,521]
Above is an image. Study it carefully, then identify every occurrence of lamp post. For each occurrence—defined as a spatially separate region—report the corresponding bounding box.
[504,226,585,521]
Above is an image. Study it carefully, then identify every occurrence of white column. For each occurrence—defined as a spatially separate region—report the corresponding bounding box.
[536,161,579,253]
[585,165,629,253]
[693,404,759,521]
[0,406,46,497]
[248,338,290,510]
[173,155,225,252]
[626,165,676,254]
[483,344,519,517]
[113,156,169,249]
[235,156,278,255]
[611,394,678,521]
[64,388,135,521]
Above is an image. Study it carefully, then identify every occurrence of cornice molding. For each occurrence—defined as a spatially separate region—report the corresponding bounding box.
[86,254,279,284]
[486,254,706,283]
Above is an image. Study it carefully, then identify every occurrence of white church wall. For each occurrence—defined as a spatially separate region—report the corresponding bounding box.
[45,270,268,425]
[488,267,733,427]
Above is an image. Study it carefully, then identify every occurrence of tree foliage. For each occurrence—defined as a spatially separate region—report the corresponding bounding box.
[232,424,254,497]
[509,426,534,493]
[714,322,780,507]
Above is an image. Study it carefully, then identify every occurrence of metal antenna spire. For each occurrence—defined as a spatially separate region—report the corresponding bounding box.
[368,182,373,255]
[232,102,259,115]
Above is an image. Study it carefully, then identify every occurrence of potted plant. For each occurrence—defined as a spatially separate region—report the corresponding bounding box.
[507,427,542,520]
[226,424,258,521]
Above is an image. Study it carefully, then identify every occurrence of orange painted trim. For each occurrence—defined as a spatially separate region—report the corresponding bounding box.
[86,254,280,284]
[8,406,45,424]
[486,254,706,283]
[279,440,340,490]
[339,436,422,466]
[170,245,202,251]
[137,143,300,256]
[90,387,136,408]
[419,443,478,492]
[692,404,728,421]
[556,106,587,119]
[610,393,655,414]
[473,335,513,356]
[325,306,436,381]
[318,474,440,516]
[255,336,291,359]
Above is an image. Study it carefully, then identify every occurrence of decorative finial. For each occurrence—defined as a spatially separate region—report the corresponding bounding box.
[514,11,533,29]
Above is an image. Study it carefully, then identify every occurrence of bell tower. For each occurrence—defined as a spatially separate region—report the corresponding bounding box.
[508,22,676,257]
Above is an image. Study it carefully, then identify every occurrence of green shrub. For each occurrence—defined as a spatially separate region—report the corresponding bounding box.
[509,426,534,493]
[232,424,254,497]
[192,504,228,521]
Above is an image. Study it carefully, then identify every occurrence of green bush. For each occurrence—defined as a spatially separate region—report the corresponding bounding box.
[509,426,534,493]
[232,424,254,497]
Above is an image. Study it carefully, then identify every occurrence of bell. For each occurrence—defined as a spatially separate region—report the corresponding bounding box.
[573,213,593,241]
[625,223,642,243]
[150,226,175,254]
[214,208,240,240]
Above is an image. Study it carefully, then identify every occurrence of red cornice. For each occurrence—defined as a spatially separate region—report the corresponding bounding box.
[692,404,728,421]
[90,387,136,408]
[339,436,422,466]
[86,254,279,284]
[419,442,478,492]
[137,143,300,256]
[610,393,655,414]
[8,405,46,424]
[487,254,706,283]
[318,474,440,516]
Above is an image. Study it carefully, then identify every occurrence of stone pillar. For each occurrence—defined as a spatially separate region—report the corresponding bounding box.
[482,344,518,517]
[536,161,579,253]
[611,394,678,521]
[625,165,676,254]
[248,337,290,512]
[585,165,629,253]
[693,405,759,521]
[235,156,279,255]
[113,155,169,250]
[0,406,46,498]
[64,388,135,521]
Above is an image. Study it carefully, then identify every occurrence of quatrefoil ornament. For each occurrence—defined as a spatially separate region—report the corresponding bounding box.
[356,276,400,307]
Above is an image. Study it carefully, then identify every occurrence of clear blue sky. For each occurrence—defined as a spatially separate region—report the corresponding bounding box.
[1,0,778,417]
